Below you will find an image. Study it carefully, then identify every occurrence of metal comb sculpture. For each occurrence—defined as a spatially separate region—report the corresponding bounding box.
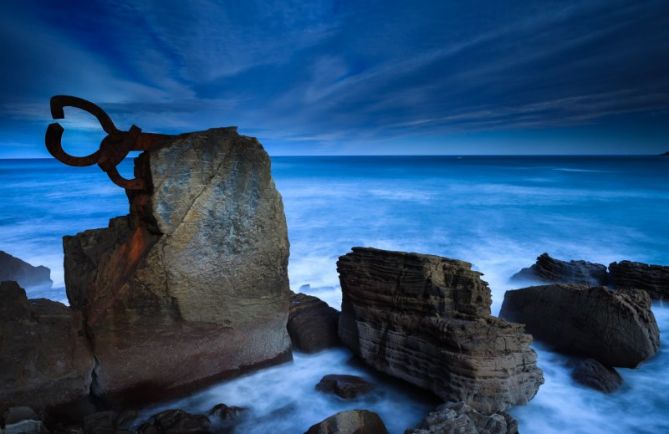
[45,95,174,190]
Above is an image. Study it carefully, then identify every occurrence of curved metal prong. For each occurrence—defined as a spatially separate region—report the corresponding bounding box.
[103,165,146,190]
[45,122,100,167]
[50,95,119,135]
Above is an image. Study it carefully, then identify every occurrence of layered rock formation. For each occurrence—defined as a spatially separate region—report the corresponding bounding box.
[337,247,543,413]
[500,284,659,367]
[63,128,292,404]
[511,253,607,286]
[609,260,669,300]
[304,410,388,434]
[0,281,94,412]
[288,292,340,353]
[571,359,622,393]
[0,251,52,289]
[407,402,518,434]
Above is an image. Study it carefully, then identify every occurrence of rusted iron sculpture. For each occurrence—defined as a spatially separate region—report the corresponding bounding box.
[45,95,174,190]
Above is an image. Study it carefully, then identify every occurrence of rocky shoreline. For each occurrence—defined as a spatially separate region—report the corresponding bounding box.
[1,133,666,433]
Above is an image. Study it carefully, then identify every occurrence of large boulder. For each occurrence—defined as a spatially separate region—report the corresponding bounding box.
[511,253,607,286]
[304,410,388,434]
[337,247,543,413]
[609,260,669,300]
[0,251,52,289]
[406,402,519,434]
[288,292,340,353]
[0,281,95,413]
[63,128,292,404]
[500,284,659,367]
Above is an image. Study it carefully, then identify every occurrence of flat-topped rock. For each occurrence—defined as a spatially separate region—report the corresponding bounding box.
[511,253,607,286]
[316,375,375,400]
[500,284,659,367]
[63,128,292,405]
[337,247,543,413]
[288,292,340,353]
[0,251,52,289]
[0,281,94,412]
[609,260,669,300]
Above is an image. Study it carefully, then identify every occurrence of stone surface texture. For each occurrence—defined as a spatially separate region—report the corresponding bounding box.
[571,359,623,393]
[0,251,52,289]
[512,253,607,286]
[63,128,292,403]
[288,292,340,353]
[0,281,94,413]
[406,402,519,434]
[304,410,389,434]
[500,284,659,367]
[609,260,669,300]
[337,247,543,413]
[315,375,375,400]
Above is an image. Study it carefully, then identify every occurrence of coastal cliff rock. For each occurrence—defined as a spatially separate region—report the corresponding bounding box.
[406,402,519,434]
[288,292,340,353]
[337,247,543,413]
[609,260,669,299]
[0,251,52,289]
[511,253,607,286]
[500,284,659,367]
[0,281,94,412]
[304,410,389,434]
[63,127,292,404]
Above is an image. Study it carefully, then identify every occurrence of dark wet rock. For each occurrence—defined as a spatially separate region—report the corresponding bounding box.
[304,410,389,434]
[571,359,623,393]
[338,247,543,413]
[315,375,375,400]
[0,281,95,412]
[207,404,248,433]
[500,284,659,367]
[609,260,669,300]
[288,292,340,353]
[2,406,47,434]
[137,409,211,434]
[82,410,137,434]
[406,402,518,434]
[511,253,608,286]
[0,251,52,289]
[63,128,292,405]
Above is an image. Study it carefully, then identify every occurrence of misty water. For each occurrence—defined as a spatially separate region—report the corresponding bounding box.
[1,156,668,433]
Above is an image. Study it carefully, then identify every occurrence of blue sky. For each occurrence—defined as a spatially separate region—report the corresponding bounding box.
[1,0,668,156]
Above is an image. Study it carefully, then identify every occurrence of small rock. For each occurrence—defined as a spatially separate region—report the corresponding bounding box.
[609,260,669,300]
[511,253,608,286]
[304,410,389,434]
[572,359,623,393]
[406,402,518,434]
[82,410,136,434]
[500,284,659,367]
[316,375,375,399]
[0,251,52,289]
[207,404,247,433]
[288,292,340,353]
[137,409,211,434]
[2,406,47,434]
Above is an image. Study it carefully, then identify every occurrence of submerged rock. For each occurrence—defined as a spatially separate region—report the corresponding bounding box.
[0,281,94,412]
[316,375,375,400]
[63,128,292,404]
[137,409,211,434]
[500,284,659,367]
[609,260,669,300]
[337,247,543,413]
[406,402,519,434]
[0,251,52,289]
[207,403,248,433]
[511,253,607,286]
[571,359,623,393]
[288,292,340,353]
[2,407,47,434]
[304,410,389,434]
[82,410,137,434]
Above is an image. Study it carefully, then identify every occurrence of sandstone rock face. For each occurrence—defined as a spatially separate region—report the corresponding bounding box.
[512,253,607,286]
[609,260,669,300]
[63,128,292,403]
[0,281,94,413]
[407,402,519,434]
[500,284,659,367]
[571,359,622,393]
[304,410,389,434]
[315,375,375,400]
[337,247,543,413]
[288,292,340,353]
[0,251,52,289]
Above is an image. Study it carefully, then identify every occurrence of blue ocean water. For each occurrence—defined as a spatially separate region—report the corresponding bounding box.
[1,156,668,433]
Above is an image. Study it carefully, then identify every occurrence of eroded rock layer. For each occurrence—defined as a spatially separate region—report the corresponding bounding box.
[511,253,608,286]
[609,260,669,300]
[63,127,292,403]
[337,247,543,413]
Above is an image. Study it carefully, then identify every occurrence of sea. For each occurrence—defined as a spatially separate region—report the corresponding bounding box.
[1,155,668,433]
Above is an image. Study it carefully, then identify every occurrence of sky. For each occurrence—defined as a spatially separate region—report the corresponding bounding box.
[1,0,668,157]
